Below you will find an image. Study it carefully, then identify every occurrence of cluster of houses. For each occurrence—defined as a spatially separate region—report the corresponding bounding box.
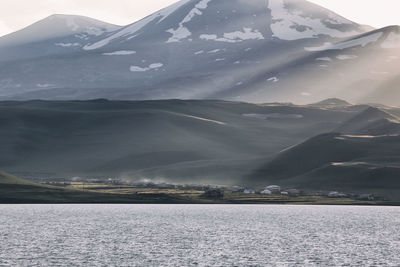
[69,177,240,191]
[243,185,301,196]
[242,185,377,200]
[66,177,377,200]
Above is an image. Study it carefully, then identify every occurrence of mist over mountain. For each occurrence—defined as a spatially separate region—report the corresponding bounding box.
[0,99,355,184]
[0,99,399,199]
[0,0,398,104]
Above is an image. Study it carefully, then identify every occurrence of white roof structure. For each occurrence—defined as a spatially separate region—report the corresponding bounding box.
[261,189,272,195]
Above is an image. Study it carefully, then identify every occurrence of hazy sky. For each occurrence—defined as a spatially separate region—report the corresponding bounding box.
[0,0,399,37]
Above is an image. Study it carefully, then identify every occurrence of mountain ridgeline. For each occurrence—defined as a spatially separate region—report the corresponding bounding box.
[0,0,399,104]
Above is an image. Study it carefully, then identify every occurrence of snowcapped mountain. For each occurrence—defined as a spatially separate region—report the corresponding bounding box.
[0,0,399,104]
[0,15,121,61]
[0,14,120,46]
[82,0,365,50]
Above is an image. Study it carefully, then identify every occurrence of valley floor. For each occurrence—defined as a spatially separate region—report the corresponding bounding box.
[1,182,398,206]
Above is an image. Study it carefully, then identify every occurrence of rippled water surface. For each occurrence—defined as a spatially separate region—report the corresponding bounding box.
[0,205,399,266]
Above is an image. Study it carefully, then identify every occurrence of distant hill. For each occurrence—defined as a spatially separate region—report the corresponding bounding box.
[308,98,351,108]
[0,99,357,184]
[0,171,37,185]
[1,99,400,199]
[335,106,400,135]
[249,133,400,200]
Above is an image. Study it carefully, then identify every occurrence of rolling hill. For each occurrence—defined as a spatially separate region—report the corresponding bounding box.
[334,106,400,135]
[0,99,357,185]
[0,170,37,185]
[0,99,400,199]
[249,133,400,200]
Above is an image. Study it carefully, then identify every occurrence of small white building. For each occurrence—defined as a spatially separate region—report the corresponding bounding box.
[260,189,272,195]
[243,189,256,194]
[328,191,348,198]
[328,191,340,197]
[266,185,281,193]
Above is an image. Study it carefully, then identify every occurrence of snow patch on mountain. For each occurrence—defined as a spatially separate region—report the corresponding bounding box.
[75,34,89,40]
[305,42,332,51]
[149,63,164,68]
[36,83,54,88]
[55,42,81,47]
[84,27,110,36]
[166,0,213,43]
[336,55,358,60]
[84,1,193,50]
[381,32,400,48]
[130,63,164,72]
[316,57,332,62]
[268,0,361,40]
[243,113,303,119]
[103,50,136,56]
[199,28,264,43]
[305,32,383,51]
[84,6,183,49]
[84,18,155,50]
[207,49,221,53]
[50,15,118,35]
[267,77,279,82]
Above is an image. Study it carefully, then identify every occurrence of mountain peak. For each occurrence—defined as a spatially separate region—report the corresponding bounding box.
[0,14,121,47]
[309,98,351,107]
[84,0,367,51]
[268,0,365,40]
[44,14,120,32]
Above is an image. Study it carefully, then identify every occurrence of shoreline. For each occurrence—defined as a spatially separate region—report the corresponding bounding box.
[2,172,398,206]
[1,196,398,206]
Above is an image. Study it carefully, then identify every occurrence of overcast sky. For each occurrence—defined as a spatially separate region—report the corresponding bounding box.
[0,0,399,37]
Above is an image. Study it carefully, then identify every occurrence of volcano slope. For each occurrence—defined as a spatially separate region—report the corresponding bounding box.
[1,0,399,105]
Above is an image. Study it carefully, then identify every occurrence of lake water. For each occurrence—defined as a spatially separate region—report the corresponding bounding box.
[0,205,399,266]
